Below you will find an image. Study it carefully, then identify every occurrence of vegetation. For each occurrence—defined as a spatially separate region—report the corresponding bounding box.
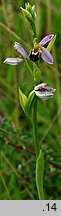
[0,0,61,200]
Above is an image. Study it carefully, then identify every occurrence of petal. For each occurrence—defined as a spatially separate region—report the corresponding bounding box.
[4,57,23,65]
[39,34,54,46]
[34,91,53,100]
[14,42,27,58]
[41,47,53,64]
[34,83,47,91]
[34,83,56,93]
[42,94,53,100]
[46,86,56,93]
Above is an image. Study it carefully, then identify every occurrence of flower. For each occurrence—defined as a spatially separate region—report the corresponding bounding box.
[0,115,2,124]
[34,83,56,100]
[4,34,54,65]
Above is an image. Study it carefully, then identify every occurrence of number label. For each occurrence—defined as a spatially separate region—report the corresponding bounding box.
[46,203,57,211]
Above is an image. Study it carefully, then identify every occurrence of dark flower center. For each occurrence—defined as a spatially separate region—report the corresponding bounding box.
[36,88,48,92]
[29,49,40,62]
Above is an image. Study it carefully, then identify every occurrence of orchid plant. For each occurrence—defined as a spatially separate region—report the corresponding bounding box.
[4,3,56,200]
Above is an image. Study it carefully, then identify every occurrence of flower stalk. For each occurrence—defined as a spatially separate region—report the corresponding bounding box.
[33,98,40,159]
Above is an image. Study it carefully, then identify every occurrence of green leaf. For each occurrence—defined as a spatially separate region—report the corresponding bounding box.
[36,150,44,200]
[47,34,56,51]
[19,89,35,118]
[19,88,27,115]
[27,90,35,115]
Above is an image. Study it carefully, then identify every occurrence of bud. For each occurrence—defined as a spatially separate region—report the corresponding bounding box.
[25,2,32,13]
[20,7,32,23]
[25,3,36,20]
[32,5,36,18]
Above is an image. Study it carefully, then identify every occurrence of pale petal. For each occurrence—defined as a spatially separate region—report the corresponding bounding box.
[34,83,47,91]
[4,57,23,65]
[41,47,53,64]
[34,83,56,93]
[35,91,53,100]
[39,34,54,46]
[14,42,27,58]
[43,95,53,100]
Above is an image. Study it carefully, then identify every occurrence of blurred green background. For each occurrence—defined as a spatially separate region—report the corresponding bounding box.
[0,0,61,200]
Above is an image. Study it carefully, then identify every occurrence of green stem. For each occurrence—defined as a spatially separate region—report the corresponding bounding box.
[33,98,40,159]
[25,60,34,80]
